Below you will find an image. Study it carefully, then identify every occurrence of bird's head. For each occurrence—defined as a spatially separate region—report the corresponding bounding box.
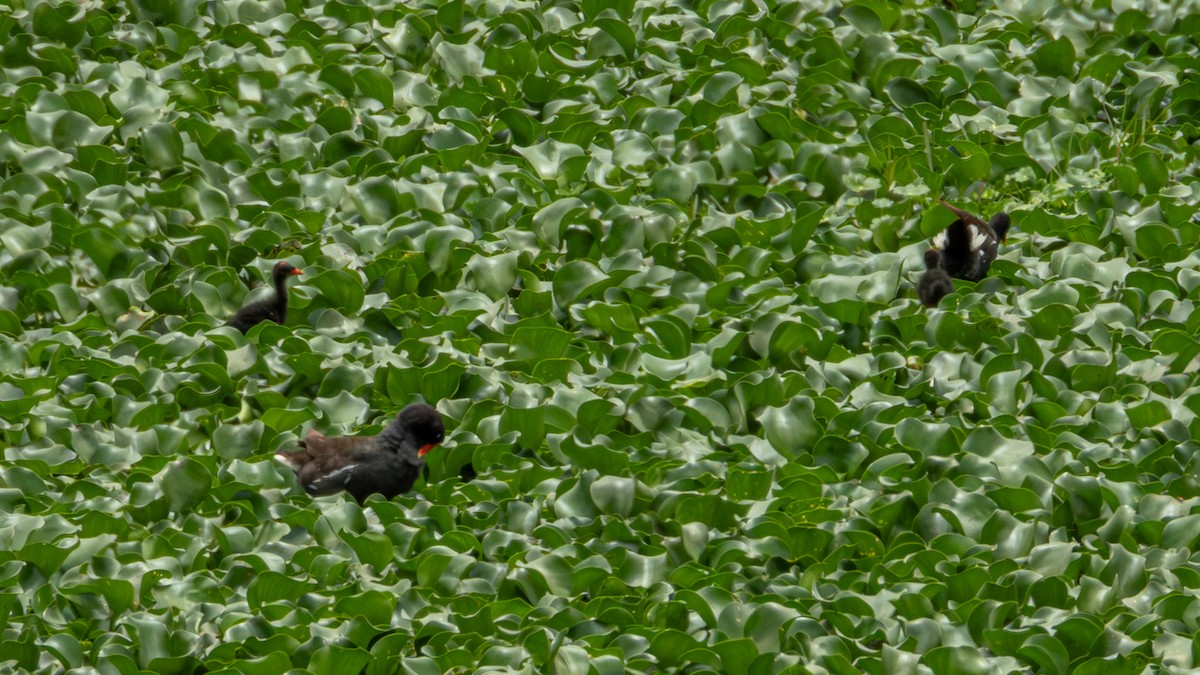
[274,260,303,278]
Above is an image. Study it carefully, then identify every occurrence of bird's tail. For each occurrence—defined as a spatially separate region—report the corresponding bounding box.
[274,451,301,470]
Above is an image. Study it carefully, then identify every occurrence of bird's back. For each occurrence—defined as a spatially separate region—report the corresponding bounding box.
[277,404,442,502]
[228,298,284,333]
[940,219,997,282]
[279,430,381,485]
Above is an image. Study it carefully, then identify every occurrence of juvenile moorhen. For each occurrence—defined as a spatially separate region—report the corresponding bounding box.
[227,261,302,333]
[930,202,1010,282]
[917,248,954,307]
[275,403,445,502]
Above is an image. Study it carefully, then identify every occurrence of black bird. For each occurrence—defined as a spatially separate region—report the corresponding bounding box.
[930,202,1010,282]
[228,261,302,333]
[917,248,954,307]
[275,404,446,503]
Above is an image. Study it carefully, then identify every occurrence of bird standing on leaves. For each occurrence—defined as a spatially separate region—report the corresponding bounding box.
[228,261,303,333]
[276,403,446,503]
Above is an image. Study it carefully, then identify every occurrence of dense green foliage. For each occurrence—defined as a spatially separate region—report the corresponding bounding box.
[2,0,1199,672]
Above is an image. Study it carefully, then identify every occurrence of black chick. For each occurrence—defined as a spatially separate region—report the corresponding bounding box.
[917,248,954,307]
[228,261,302,333]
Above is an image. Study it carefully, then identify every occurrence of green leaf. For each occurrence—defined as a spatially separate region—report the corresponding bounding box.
[309,645,371,675]
[33,4,86,45]
[308,268,366,314]
[354,68,394,107]
[552,260,610,306]
[589,475,637,516]
[161,457,211,513]
[140,123,184,170]
[760,398,820,460]
[1032,37,1076,78]
[1017,634,1069,674]
[468,251,519,301]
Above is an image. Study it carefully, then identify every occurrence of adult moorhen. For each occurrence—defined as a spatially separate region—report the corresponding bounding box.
[228,260,302,333]
[275,403,445,502]
[917,202,1011,306]
[930,202,1010,281]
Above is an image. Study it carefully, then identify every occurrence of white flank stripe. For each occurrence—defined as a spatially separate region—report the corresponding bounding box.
[320,464,358,486]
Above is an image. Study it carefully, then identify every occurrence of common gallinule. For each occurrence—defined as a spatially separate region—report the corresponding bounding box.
[916,202,1011,306]
[276,403,445,502]
[227,261,302,333]
[930,202,1010,282]
[917,248,954,307]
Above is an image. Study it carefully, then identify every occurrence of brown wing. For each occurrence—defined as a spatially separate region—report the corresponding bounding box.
[280,430,383,485]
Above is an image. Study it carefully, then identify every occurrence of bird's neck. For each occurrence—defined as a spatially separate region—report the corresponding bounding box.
[273,273,290,310]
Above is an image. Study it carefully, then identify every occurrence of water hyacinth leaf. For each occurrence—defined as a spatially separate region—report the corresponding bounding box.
[589,475,636,516]
[427,125,482,169]
[1017,634,1069,674]
[1,223,52,255]
[139,123,184,169]
[1132,223,1179,261]
[496,108,541,145]
[209,652,293,674]
[812,435,868,475]
[420,360,460,401]
[1,2,1197,672]
[1032,37,1076,78]
[211,421,265,460]
[534,198,587,247]
[553,645,592,675]
[885,77,930,107]
[515,140,585,180]
[649,162,714,204]
[161,457,212,513]
[553,261,611,306]
[760,398,820,459]
[342,531,393,569]
[790,202,825,250]
[500,404,545,448]
[946,141,991,188]
[308,644,371,675]
[354,68,394,107]
[307,269,366,314]
[467,251,519,301]
[26,110,111,148]
[922,646,993,674]
[1132,151,1168,195]
[558,435,629,474]
[33,4,87,45]
[512,326,572,361]
[1162,514,1200,550]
